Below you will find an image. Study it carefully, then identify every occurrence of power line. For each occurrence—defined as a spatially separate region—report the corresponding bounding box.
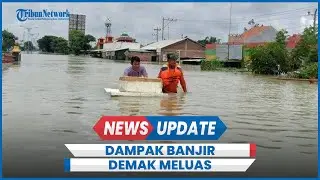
[175,6,317,24]
[20,25,38,53]
[152,6,316,42]
[161,17,177,40]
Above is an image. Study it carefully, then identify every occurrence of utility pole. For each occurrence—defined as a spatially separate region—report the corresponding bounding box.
[153,27,161,42]
[20,25,38,54]
[307,8,318,34]
[25,27,32,54]
[162,18,165,40]
[161,17,177,40]
[227,3,232,61]
[313,9,317,34]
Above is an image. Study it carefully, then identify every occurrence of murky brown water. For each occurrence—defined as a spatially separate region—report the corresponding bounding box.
[3,53,318,177]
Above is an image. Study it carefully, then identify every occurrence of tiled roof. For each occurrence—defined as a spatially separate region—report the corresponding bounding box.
[241,26,270,40]
[229,26,272,43]
[286,34,302,48]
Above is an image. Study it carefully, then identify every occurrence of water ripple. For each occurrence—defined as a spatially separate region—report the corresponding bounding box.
[256,144,282,150]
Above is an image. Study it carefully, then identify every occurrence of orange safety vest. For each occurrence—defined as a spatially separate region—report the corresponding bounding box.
[158,64,183,93]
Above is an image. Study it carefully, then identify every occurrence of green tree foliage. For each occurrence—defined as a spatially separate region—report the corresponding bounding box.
[84,34,96,51]
[249,29,290,74]
[38,36,56,53]
[248,26,318,78]
[275,29,288,47]
[69,30,86,55]
[37,36,69,54]
[69,30,96,55]
[2,30,17,51]
[290,26,318,68]
[296,62,318,79]
[37,31,95,55]
[22,41,35,51]
[197,36,218,46]
[52,37,69,54]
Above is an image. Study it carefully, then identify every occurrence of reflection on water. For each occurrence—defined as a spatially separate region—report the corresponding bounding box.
[114,94,186,116]
[2,62,21,72]
[116,96,162,115]
[67,56,87,74]
[159,94,186,116]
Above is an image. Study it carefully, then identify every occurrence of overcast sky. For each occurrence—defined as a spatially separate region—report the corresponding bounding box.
[2,2,318,45]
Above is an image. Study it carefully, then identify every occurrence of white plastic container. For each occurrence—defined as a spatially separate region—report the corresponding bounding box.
[118,77,163,94]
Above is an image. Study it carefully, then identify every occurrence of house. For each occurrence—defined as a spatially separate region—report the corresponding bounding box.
[124,49,157,61]
[102,42,142,60]
[101,32,142,60]
[286,34,301,49]
[141,38,205,62]
[228,25,278,48]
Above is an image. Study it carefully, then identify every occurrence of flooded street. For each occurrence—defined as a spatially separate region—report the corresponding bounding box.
[3,53,318,177]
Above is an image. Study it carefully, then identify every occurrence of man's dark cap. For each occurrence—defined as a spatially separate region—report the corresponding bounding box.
[167,53,178,60]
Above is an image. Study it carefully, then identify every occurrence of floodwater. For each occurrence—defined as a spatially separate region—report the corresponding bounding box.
[3,53,318,177]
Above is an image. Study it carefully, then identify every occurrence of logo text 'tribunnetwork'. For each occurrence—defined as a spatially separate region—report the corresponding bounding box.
[16,9,70,22]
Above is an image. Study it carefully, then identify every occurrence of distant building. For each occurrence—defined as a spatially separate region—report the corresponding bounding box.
[141,38,205,62]
[102,41,142,60]
[286,34,301,49]
[228,25,278,48]
[115,32,136,43]
[92,35,205,62]
[100,32,142,60]
[68,14,86,40]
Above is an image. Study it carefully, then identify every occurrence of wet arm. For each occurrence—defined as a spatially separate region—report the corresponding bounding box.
[179,74,187,92]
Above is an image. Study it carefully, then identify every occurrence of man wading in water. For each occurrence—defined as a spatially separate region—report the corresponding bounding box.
[158,53,187,93]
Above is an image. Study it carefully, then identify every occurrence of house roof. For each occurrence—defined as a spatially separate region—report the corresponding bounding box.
[286,34,302,49]
[229,26,272,43]
[141,39,184,50]
[241,26,270,40]
[141,37,204,50]
[102,42,141,52]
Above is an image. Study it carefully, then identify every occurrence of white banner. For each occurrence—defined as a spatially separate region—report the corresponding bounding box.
[64,158,256,172]
[65,143,256,158]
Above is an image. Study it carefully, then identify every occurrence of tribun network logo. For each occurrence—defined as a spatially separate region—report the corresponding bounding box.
[16,9,70,22]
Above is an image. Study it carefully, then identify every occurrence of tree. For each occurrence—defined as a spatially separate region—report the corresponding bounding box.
[275,29,288,47]
[84,34,96,51]
[249,30,290,74]
[290,26,318,68]
[197,36,218,46]
[69,30,86,55]
[69,30,96,55]
[52,37,69,54]
[23,41,35,51]
[37,35,69,54]
[2,30,17,51]
[37,35,56,53]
